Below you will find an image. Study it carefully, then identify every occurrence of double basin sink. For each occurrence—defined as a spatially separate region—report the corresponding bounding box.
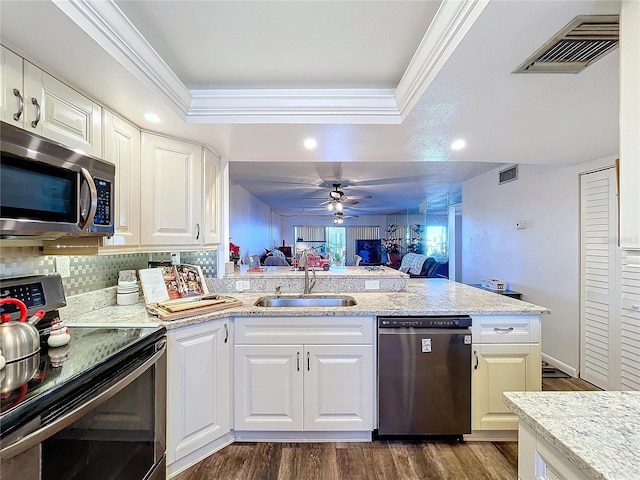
[254,294,357,308]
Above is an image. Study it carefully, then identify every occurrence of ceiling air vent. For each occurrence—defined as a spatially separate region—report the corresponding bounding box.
[513,15,619,74]
[499,165,518,185]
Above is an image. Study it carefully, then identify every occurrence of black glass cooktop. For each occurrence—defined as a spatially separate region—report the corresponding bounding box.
[0,325,165,439]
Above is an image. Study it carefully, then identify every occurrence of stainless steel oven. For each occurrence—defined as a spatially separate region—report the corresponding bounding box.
[1,326,166,480]
[0,276,166,480]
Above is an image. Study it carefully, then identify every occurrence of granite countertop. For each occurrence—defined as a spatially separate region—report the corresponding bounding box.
[221,265,408,279]
[504,391,640,480]
[63,278,549,329]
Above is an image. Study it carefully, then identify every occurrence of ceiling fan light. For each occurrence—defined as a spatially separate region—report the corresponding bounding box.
[335,202,343,212]
[327,203,334,211]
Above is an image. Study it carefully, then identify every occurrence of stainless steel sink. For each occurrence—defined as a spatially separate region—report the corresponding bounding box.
[254,294,357,307]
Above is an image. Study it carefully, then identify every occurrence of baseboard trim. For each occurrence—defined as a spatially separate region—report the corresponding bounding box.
[541,353,578,377]
[167,432,235,478]
[234,430,372,443]
[464,430,518,442]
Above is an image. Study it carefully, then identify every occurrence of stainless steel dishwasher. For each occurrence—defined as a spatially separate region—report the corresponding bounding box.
[377,316,472,439]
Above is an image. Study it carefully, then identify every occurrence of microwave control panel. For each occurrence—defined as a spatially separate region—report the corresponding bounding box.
[93,178,112,226]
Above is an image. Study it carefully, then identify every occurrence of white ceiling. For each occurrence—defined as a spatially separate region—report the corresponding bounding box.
[0,0,621,216]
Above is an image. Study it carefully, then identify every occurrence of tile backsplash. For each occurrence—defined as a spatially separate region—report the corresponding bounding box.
[0,246,218,296]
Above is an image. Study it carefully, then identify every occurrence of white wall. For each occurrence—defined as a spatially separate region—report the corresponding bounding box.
[229,182,281,260]
[462,156,617,375]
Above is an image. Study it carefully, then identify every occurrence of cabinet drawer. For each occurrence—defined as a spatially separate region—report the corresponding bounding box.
[233,316,374,345]
[471,315,540,344]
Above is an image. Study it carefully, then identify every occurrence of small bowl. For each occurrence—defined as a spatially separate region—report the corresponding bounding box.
[117,292,139,306]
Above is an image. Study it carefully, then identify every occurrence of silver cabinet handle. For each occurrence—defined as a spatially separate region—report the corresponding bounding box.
[195,222,200,240]
[223,323,228,343]
[12,88,23,121]
[494,326,514,332]
[296,352,300,371]
[30,97,41,128]
[307,351,310,371]
[474,350,479,370]
[632,304,640,311]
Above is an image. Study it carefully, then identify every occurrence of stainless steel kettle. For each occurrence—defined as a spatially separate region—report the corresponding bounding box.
[0,298,45,363]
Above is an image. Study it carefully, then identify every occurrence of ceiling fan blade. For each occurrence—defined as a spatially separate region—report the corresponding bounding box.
[345,194,372,200]
[342,199,359,205]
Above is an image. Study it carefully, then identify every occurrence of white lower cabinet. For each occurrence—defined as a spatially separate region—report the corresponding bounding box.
[234,344,373,431]
[167,319,231,465]
[233,316,375,433]
[472,343,541,431]
[471,315,542,433]
[518,422,584,480]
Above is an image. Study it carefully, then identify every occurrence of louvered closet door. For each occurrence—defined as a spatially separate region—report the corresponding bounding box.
[580,168,620,390]
[621,252,640,390]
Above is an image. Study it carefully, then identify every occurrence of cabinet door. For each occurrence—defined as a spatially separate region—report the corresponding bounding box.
[102,110,141,249]
[0,46,24,127]
[234,344,303,431]
[304,344,373,431]
[23,62,102,155]
[203,148,221,245]
[140,133,203,246]
[472,343,541,431]
[167,320,230,464]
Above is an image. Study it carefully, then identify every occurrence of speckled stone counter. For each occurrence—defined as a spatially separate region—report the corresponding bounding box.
[208,265,409,293]
[504,391,640,479]
[63,278,549,330]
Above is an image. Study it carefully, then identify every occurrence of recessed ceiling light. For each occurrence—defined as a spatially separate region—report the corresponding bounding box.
[451,139,466,151]
[144,112,161,123]
[304,138,317,150]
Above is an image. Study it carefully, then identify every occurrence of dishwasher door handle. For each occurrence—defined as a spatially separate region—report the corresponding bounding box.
[474,350,479,370]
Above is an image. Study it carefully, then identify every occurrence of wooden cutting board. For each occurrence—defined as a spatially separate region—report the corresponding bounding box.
[148,297,242,320]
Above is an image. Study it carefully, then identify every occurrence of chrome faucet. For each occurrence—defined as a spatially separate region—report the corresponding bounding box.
[275,285,282,297]
[300,250,316,294]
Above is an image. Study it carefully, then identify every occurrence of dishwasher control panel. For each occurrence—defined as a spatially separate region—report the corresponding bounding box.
[378,316,472,328]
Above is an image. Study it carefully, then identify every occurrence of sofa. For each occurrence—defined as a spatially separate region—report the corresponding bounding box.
[398,253,448,278]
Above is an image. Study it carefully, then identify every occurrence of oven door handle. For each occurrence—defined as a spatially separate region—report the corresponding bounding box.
[1,343,166,461]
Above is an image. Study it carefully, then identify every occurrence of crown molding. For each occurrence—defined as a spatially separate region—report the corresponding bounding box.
[395,0,490,120]
[53,0,192,116]
[54,0,485,124]
[189,88,400,124]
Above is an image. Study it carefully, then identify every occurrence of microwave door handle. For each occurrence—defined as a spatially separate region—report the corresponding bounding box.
[79,167,98,230]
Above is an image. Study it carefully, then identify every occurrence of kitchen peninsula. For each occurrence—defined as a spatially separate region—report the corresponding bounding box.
[505,391,640,480]
[63,277,548,478]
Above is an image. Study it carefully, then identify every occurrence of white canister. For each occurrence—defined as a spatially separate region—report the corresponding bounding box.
[117,291,139,306]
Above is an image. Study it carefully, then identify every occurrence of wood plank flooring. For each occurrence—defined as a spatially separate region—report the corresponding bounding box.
[173,376,599,480]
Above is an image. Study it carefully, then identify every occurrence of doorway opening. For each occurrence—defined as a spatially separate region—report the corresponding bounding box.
[326,227,346,266]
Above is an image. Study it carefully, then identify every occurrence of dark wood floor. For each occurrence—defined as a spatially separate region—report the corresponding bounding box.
[173,376,598,480]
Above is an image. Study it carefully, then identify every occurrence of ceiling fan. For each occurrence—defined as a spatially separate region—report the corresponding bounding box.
[332,211,358,224]
[321,183,372,212]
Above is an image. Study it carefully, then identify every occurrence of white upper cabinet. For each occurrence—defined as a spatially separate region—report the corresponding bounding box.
[0,45,23,126]
[102,111,141,249]
[140,133,204,247]
[203,148,221,245]
[1,45,102,156]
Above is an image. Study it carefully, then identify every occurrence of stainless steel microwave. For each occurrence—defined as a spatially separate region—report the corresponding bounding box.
[0,121,115,238]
